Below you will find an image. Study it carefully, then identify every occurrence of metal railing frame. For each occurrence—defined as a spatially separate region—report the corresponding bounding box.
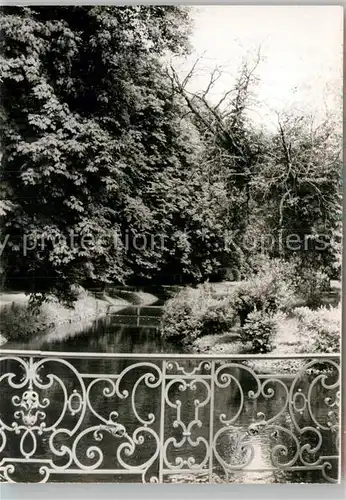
[0,349,341,484]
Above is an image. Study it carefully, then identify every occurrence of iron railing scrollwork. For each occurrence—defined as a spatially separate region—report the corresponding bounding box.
[0,350,340,484]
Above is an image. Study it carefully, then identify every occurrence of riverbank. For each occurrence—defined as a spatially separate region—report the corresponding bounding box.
[191,309,340,373]
[0,287,158,346]
[192,321,300,373]
[0,290,112,346]
[167,278,341,373]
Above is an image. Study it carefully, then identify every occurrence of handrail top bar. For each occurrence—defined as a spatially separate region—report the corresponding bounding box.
[0,349,341,360]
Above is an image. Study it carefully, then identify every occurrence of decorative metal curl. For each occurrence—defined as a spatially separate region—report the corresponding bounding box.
[0,353,340,483]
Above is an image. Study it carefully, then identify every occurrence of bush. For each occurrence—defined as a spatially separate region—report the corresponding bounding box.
[294,269,330,308]
[161,284,235,344]
[248,255,296,281]
[230,259,295,326]
[161,259,296,346]
[199,298,235,335]
[0,302,51,340]
[294,304,340,353]
[240,310,277,353]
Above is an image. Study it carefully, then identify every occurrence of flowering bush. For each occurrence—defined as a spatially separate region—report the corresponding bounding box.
[161,284,235,344]
[295,303,340,353]
[230,260,295,326]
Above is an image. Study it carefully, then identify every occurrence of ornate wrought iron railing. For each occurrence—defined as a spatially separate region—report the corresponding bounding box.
[0,350,340,484]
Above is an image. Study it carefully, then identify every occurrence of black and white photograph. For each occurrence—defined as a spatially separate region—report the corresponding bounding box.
[0,4,342,485]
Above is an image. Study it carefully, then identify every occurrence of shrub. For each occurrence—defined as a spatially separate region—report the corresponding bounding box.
[294,304,340,353]
[230,260,295,326]
[294,269,330,308]
[199,298,236,336]
[0,302,51,340]
[161,258,297,346]
[161,284,235,344]
[248,255,296,282]
[241,310,277,353]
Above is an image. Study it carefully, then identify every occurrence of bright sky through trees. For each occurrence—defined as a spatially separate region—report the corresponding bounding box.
[175,5,343,128]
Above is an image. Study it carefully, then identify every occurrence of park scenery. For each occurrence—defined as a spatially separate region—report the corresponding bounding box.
[0,5,342,484]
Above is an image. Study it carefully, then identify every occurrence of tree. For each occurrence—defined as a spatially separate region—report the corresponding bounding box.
[1,6,200,300]
[168,52,265,278]
[250,112,342,278]
[2,5,245,299]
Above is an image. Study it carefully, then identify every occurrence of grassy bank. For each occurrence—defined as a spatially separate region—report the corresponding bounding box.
[191,301,340,373]
[0,288,129,345]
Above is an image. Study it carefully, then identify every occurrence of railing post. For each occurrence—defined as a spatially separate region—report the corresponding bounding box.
[208,359,215,483]
[159,359,166,483]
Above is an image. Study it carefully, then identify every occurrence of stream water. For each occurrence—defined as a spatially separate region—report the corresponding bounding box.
[0,287,339,483]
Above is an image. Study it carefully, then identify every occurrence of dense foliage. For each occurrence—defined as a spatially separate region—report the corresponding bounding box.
[161,260,340,354]
[1,6,341,305]
[229,259,295,325]
[249,114,342,279]
[1,6,229,301]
